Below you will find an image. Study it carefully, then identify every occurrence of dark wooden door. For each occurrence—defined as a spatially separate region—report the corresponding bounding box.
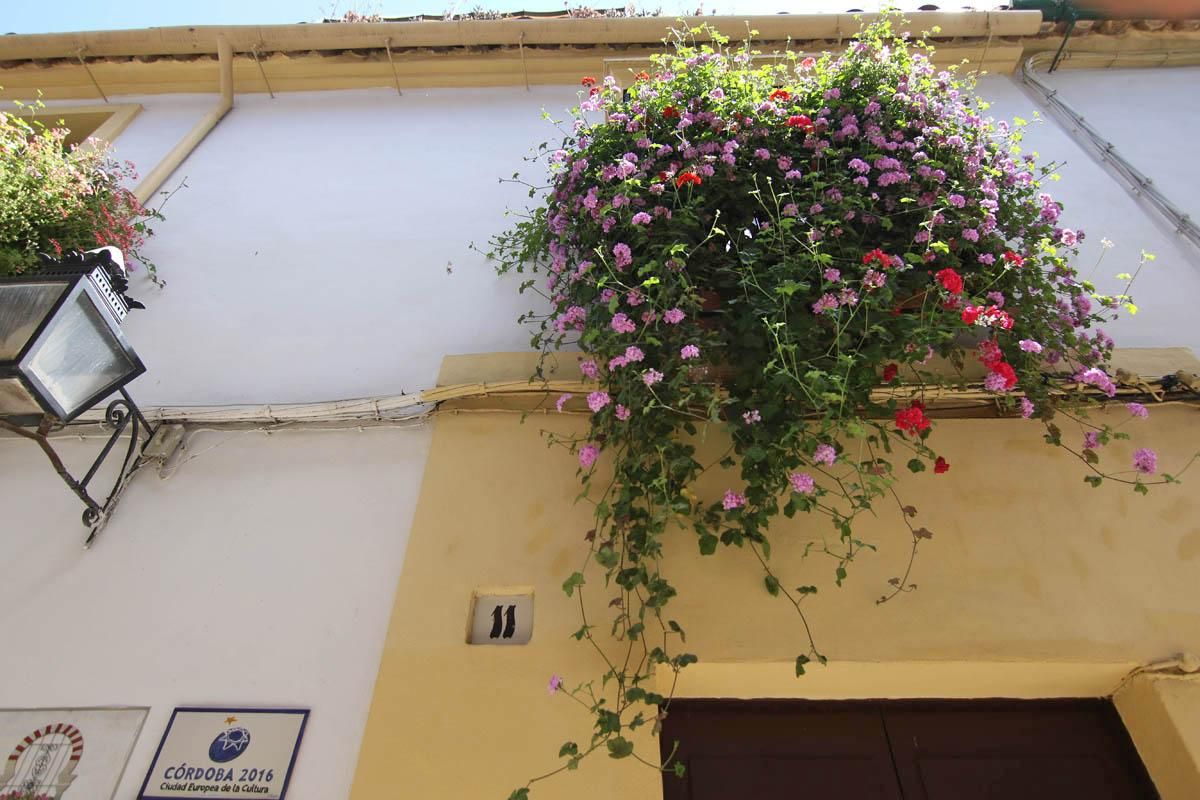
[884,702,1158,800]
[659,703,903,799]
[660,700,1158,800]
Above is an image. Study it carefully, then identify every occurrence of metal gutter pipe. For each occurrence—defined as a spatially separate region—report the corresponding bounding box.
[133,35,233,206]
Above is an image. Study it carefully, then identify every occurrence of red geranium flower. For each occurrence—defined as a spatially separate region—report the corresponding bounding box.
[662,106,680,119]
[1003,250,1024,267]
[769,89,791,102]
[786,114,815,133]
[965,305,1015,330]
[634,71,650,81]
[935,267,964,295]
[989,306,1015,330]
[800,56,817,69]
[581,76,597,87]
[988,361,1018,390]
[882,363,899,383]
[895,401,931,436]
[862,248,891,268]
[978,338,1003,368]
[675,171,702,188]
[934,457,950,474]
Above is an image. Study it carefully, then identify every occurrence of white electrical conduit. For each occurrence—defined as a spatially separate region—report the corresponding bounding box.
[1021,49,1200,253]
[65,380,587,426]
[42,374,1188,428]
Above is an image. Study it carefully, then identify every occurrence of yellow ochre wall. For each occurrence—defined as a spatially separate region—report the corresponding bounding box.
[352,354,1200,800]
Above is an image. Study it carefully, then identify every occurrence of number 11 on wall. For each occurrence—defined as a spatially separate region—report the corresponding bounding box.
[469,591,532,645]
[489,604,517,639]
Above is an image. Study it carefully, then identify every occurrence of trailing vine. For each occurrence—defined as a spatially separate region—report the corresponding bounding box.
[487,18,1195,797]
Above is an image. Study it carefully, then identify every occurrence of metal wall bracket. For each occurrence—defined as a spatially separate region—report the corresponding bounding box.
[0,387,157,548]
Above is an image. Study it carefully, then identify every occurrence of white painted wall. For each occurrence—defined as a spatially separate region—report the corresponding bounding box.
[3,69,1199,800]
[0,424,431,800]
[103,87,578,406]
[978,69,1200,353]
[1035,66,1200,224]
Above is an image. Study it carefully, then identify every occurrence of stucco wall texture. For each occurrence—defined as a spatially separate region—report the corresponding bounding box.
[352,404,1200,799]
[3,63,1199,800]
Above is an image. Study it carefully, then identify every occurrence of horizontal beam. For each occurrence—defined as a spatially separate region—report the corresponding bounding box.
[0,41,1025,100]
[0,12,1042,61]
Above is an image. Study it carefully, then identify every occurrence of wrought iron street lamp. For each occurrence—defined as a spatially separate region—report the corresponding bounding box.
[0,248,156,545]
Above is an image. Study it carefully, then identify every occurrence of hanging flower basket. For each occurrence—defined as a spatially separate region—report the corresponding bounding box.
[488,18,1195,798]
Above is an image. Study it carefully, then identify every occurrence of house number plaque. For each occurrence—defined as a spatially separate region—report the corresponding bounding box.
[468,591,533,645]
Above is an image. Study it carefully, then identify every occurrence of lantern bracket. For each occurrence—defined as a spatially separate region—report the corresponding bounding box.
[0,386,156,547]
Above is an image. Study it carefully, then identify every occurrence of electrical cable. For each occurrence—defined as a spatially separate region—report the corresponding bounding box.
[1021,50,1200,253]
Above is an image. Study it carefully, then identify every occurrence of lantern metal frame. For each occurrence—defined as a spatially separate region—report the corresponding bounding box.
[1,269,146,423]
[0,251,156,546]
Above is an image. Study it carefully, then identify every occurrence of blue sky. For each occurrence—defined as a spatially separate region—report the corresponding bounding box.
[4,0,915,35]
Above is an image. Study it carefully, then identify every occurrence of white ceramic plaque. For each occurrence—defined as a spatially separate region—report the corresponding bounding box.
[0,706,146,800]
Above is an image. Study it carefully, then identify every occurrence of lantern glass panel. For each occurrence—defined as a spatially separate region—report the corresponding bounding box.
[22,285,138,419]
[0,282,67,359]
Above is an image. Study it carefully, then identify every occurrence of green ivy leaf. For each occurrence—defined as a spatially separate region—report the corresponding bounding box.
[559,741,579,758]
[673,762,687,779]
[783,497,798,518]
[795,654,810,676]
[607,737,635,759]
[764,575,781,596]
[563,572,586,597]
[744,445,768,463]
[1083,476,1102,488]
[907,458,926,473]
[597,710,622,735]
[672,653,698,668]
[595,547,619,568]
[1134,482,1149,495]
[508,789,530,800]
